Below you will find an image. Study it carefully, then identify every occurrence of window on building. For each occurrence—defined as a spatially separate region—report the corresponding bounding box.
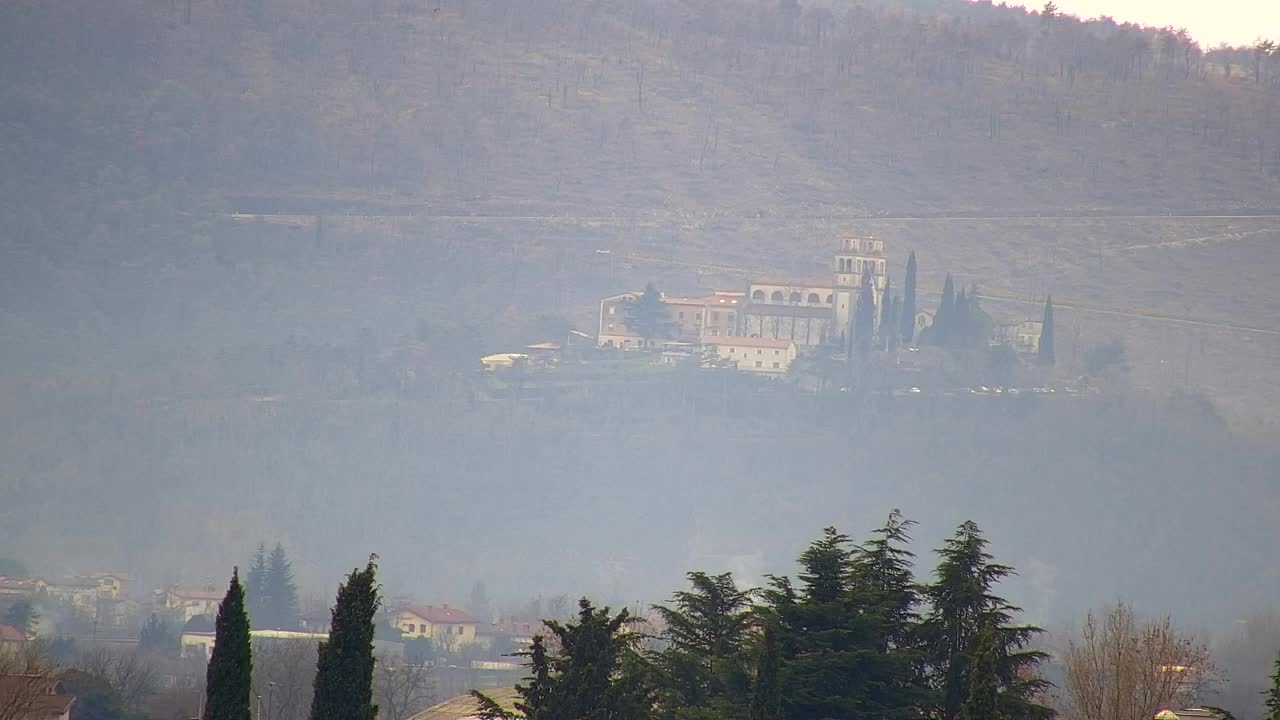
[711,311,719,322]
[826,294,834,303]
[789,292,801,304]
[770,291,784,302]
[773,362,780,368]
[755,361,762,368]
[695,313,701,322]
[608,306,615,315]
[757,349,763,355]
[775,350,781,355]
[807,293,820,304]
[710,329,718,335]
[678,311,684,320]
[752,289,765,301]
[419,624,426,633]
[728,312,735,324]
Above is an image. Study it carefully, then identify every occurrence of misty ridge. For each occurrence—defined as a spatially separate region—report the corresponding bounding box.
[2,0,1280,719]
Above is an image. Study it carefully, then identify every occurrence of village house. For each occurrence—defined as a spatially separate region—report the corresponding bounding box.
[394,605,478,650]
[475,621,541,652]
[0,676,76,720]
[162,588,224,622]
[703,337,798,374]
[0,624,25,651]
[597,291,744,348]
[991,319,1044,354]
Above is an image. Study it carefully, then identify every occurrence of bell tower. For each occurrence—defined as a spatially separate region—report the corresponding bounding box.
[833,235,888,340]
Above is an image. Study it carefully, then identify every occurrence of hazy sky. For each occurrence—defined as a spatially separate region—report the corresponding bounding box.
[1052,0,1276,47]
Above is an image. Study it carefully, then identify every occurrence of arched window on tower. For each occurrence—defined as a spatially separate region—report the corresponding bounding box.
[789,292,801,304]
[752,289,765,302]
[807,293,820,304]
[825,294,834,304]
[770,291,784,303]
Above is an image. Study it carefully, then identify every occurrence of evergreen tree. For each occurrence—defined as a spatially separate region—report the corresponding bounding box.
[246,544,269,628]
[932,274,956,346]
[3,599,38,639]
[957,628,1001,720]
[1039,296,1056,367]
[854,276,877,354]
[954,288,969,350]
[311,557,381,720]
[624,282,673,348]
[1264,649,1280,720]
[878,277,893,350]
[854,511,931,720]
[265,543,299,629]
[749,622,782,720]
[901,251,918,345]
[920,522,1051,720]
[139,614,176,654]
[652,572,754,718]
[204,569,252,720]
[473,598,653,720]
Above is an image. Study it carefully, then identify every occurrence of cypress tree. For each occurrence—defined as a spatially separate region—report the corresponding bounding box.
[879,275,892,337]
[204,569,252,720]
[957,628,1001,720]
[265,544,300,629]
[1038,296,1056,366]
[901,251,918,345]
[854,276,877,354]
[954,288,968,349]
[750,622,782,720]
[246,545,268,629]
[933,273,955,346]
[1264,649,1280,720]
[311,557,381,720]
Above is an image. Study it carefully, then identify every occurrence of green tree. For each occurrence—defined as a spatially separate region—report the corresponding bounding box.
[901,251,918,345]
[246,544,269,628]
[1264,649,1280,720]
[854,276,877,355]
[652,572,755,719]
[1038,297,1055,367]
[749,622,782,720]
[265,543,300,629]
[204,569,252,720]
[3,598,38,638]
[472,598,653,720]
[311,557,381,720]
[138,614,176,655]
[920,522,1051,720]
[931,274,956,346]
[957,628,1001,720]
[879,277,893,349]
[62,669,142,720]
[624,283,673,348]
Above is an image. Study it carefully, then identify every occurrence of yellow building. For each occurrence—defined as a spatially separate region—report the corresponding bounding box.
[703,336,797,374]
[394,605,478,650]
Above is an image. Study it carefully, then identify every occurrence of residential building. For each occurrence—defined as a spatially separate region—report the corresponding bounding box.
[476,621,542,652]
[394,605,478,650]
[597,291,744,348]
[163,588,224,622]
[703,337,798,374]
[179,629,402,661]
[0,578,45,599]
[0,624,24,651]
[991,319,1044,354]
[0,676,76,720]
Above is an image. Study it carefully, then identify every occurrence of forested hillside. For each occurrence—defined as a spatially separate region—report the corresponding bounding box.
[2,0,1280,620]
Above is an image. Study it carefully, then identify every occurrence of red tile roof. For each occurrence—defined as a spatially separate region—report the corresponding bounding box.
[170,588,225,601]
[0,625,24,643]
[0,676,76,716]
[401,605,476,624]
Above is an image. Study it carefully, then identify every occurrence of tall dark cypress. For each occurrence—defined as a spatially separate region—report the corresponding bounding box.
[311,557,381,720]
[750,622,782,720]
[204,569,252,720]
[854,276,877,354]
[1038,296,1055,366]
[901,251,918,345]
[934,273,955,345]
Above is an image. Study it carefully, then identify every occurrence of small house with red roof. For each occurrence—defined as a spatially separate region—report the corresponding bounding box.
[0,676,76,720]
[394,605,478,649]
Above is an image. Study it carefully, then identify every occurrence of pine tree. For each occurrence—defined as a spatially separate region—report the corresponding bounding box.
[957,628,1001,720]
[246,544,269,628]
[311,557,381,720]
[652,572,754,717]
[473,598,653,720]
[750,622,782,720]
[953,288,969,350]
[204,569,252,720]
[624,282,673,348]
[1264,649,1280,720]
[854,511,931,720]
[921,522,1051,720]
[1038,296,1056,367]
[265,544,299,630]
[901,251,918,345]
